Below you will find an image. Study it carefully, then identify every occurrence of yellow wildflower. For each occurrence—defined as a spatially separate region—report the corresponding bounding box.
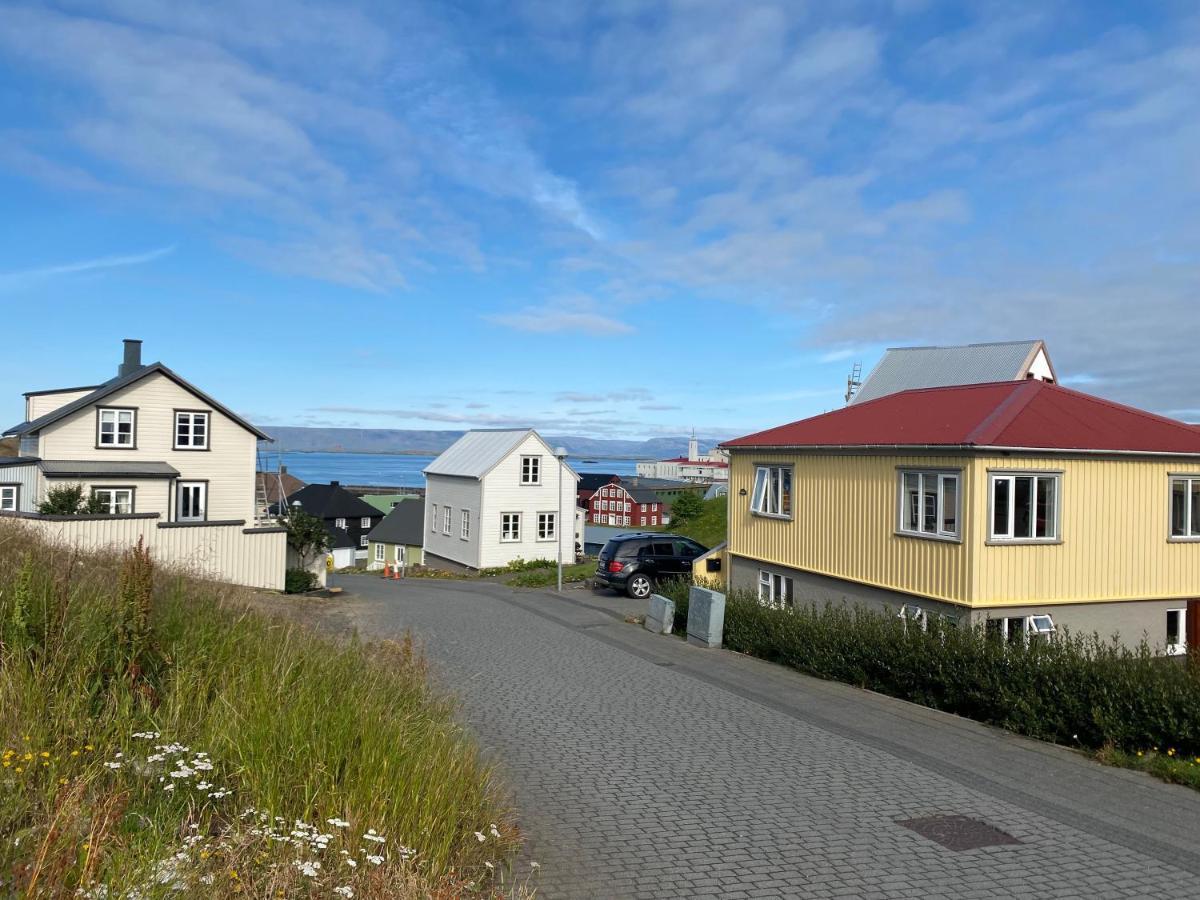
[23,753,32,761]
[2,761,9,768]
[70,751,79,757]
[14,767,23,773]
[39,751,50,758]
[84,745,94,751]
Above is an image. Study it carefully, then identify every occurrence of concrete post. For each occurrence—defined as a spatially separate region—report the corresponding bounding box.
[686,586,725,648]
[645,593,675,635]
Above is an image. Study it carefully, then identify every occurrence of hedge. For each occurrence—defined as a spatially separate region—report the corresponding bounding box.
[659,582,1200,755]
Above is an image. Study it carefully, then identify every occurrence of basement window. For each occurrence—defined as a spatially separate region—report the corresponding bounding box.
[987,614,1056,646]
[757,570,793,609]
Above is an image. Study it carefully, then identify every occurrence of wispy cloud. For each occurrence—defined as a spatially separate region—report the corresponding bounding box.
[486,296,634,335]
[0,245,176,289]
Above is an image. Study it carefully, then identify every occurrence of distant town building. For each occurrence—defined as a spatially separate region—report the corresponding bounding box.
[636,436,729,483]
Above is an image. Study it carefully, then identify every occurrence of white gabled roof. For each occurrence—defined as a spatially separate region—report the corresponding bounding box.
[423,429,536,479]
[424,429,582,481]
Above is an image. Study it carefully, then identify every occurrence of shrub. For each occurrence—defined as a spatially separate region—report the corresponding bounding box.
[284,567,319,594]
[37,483,108,515]
[658,580,1200,755]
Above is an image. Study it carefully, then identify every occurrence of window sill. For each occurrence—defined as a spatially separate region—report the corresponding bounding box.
[172,446,210,452]
[1167,536,1200,543]
[750,512,793,522]
[984,538,1062,546]
[895,530,961,544]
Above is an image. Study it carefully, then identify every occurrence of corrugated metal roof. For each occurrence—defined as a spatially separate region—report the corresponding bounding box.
[724,380,1200,455]
[851,341,1046,405]
[423,429,536,478]
[39,460,180,477]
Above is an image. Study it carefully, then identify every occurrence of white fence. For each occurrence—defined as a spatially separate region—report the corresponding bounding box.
[2,513,287,591]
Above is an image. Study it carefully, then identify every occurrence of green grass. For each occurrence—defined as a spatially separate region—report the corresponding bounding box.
[0,524,518,898]
[507,562,594,588]
[644,495,727,548]
[1096,746,1200,790]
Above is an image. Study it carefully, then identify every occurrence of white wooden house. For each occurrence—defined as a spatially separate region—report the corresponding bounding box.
[0,339,287,590]
[423,429,579,570]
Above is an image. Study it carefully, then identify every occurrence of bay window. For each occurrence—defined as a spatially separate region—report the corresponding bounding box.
[898,470,959,539]
[990,473,1059,542]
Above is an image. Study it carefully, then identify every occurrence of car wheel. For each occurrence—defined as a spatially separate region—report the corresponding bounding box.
[627,573,652,599]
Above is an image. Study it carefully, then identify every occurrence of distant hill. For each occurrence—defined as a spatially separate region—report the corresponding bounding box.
[260,426,729,460]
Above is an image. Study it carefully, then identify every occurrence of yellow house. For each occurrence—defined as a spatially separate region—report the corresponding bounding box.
[723,379,1200,654]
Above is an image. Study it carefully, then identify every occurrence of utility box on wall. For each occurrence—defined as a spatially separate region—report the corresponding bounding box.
[687,586,725,648]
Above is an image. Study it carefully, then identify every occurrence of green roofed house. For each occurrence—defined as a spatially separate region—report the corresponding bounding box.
[360,492,415,515]
[366,499,425,571]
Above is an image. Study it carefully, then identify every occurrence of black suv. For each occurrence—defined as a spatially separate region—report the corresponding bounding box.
[593,533,709,599]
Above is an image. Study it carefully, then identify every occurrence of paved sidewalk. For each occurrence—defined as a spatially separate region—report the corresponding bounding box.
[300,576,1200,899]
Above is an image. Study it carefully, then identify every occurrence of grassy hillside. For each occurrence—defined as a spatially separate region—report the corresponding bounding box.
[664,495,727,549]
[0,525,519,898]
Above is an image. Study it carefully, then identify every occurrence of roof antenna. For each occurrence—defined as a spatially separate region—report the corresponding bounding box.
[845,361,863,404]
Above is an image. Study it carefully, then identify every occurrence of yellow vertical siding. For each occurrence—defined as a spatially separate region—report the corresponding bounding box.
[728,451,975,604]
[969,455,1200,605]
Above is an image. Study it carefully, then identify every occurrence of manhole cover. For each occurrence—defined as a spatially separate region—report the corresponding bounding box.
[897,815,1021,851]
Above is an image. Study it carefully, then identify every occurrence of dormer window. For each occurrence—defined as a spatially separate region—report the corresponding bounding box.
[175,411,210,450]
[97,408,136,448]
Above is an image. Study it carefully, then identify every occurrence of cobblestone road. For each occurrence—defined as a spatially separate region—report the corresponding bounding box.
[318,576,1200,899]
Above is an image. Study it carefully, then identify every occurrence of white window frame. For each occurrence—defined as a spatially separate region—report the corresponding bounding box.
[461,509,470,540]
[443,505,451,535]
[988,614,1056,646]
[430,504,438,532]
[898,470,960,540]
[0,485,17,511]
[501,512,521,542]
[92,487,134,515]
[757,569,793,609]
[1169,476,1200,540]
[335,517,347,530]
[751,465,793,519]
[1166,608,1187,656]
[97,407,136,447]
[360,535,369,548]
[520,455,541,485]
[374,542,385,562]
[989,472,1061,543]
[173,411,209,450]
[361,516,371,528]
[537,511,556,541]
[176,482,207,522]
[640,516,646,526]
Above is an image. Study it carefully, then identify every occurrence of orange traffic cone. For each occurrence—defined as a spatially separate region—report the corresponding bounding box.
[392,565,402,580]
[382,563,391,578]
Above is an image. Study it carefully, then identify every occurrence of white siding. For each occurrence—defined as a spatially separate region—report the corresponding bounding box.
[35,372,258,521]
[40,476,173,516]
[26,389,97,421]
[5,516,286,590]
[477,433,578,569]
[423,474,482,568]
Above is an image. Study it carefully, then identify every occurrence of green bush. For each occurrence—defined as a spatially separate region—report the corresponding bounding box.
[284,567,318,594]
[479,557,557,576]
[658,581,1200,755]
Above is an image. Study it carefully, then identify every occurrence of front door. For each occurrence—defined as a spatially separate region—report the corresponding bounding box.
[1187,600,1200,653]
[177,482,207,522]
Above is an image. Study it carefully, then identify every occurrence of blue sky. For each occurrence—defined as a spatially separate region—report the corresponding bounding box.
[1,0,1197,441]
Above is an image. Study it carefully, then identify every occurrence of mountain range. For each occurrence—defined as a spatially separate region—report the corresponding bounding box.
[260,426,730,459]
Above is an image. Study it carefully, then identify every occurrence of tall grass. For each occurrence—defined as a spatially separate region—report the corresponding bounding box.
[660,580,1200,756]
[0,523,517,897]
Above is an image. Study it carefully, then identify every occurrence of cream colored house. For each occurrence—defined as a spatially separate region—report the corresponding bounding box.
[724,379,1200,654]
[0,339,286,590]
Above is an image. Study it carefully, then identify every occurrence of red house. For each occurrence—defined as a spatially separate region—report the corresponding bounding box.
[588,482,664,527]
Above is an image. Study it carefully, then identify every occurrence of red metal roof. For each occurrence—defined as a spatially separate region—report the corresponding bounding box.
[723,380,1200,455]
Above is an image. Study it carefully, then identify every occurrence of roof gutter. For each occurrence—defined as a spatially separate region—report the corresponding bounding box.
[721,443,1200,459]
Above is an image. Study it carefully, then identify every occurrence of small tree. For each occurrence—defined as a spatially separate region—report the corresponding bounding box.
[669,491,704,526]
[281,508,330,570]
[38,483,108,515]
